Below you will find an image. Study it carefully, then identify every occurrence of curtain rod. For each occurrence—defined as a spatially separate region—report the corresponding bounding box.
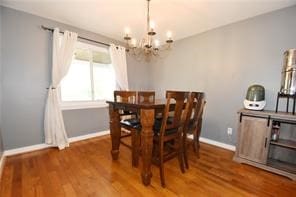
[41,25,111,47]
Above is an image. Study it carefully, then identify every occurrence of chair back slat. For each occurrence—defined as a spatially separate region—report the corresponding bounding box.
[114,91,136,103]
[137,91,155,103]
[185,92,206,132]
[160,91,189,136]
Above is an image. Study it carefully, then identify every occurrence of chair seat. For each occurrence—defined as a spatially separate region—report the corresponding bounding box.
[153,117,178,136]
[121,117,178,135]
[154,127,179,136]
[120,110,137,116]
[121,118,141,129]
[187,119,195,133]
[187,118,202,134]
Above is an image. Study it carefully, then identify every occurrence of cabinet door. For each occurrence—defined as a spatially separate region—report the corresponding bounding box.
[238,116,271,164]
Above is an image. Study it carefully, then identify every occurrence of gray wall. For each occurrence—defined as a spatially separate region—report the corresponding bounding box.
[149,5,296,145]
[2,5,295,150]
[1,6,149,150]
[0,6,4,157]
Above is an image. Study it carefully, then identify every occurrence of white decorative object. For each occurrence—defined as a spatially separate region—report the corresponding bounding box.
[243,84,266,111]
[244,99,266,111]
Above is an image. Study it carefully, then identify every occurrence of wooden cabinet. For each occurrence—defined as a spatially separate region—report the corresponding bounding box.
[234,109,296,180]
[237,116,270,164]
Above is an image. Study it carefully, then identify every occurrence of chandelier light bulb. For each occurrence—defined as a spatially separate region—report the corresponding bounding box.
[131,38,137,47]
[154,39,160,48]
[124,27,130,35]
[150,21,155,30]
[166,31,172,39]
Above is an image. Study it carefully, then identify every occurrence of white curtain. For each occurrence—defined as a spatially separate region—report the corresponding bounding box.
[44,28,78,150]
[109,44,129,90]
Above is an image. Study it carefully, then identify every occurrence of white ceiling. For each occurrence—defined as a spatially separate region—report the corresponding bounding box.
[1,0,296,43]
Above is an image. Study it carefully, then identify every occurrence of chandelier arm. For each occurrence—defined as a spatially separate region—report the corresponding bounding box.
[160,43,172,51]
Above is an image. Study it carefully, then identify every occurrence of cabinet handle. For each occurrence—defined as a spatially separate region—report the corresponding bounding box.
[267,115,271,127]
[264,137,267,148]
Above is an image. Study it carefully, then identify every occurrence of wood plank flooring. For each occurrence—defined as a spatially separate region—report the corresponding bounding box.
[0,135,296,197]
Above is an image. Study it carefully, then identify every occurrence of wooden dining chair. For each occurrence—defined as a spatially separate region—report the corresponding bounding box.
[183,92,206,169]
[113,91,137,149]
[120,91,155,167]
[152,91,190,187]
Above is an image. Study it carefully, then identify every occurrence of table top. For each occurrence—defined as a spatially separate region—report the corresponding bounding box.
[106,99,167,109]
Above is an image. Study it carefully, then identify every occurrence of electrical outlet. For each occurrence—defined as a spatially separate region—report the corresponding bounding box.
[227,127,233,135]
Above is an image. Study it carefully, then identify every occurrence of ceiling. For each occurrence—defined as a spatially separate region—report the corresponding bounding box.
[1,0,296,43]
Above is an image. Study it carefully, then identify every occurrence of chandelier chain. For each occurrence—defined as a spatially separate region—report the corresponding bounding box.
[147,0,150,33]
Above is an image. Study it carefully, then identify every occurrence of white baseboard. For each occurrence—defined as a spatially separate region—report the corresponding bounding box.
[68,130,110,143]
[199,137,236,151]
[188,135,236,151]
[4,130,110,157]
[3,130,234,157]
[4,144,52,156]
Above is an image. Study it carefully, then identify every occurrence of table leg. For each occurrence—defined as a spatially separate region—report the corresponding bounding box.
[287,97,290,113]
[140,108,154,186]
[109,104,121,160]
[275,93,279,113]
[293,96,296,115]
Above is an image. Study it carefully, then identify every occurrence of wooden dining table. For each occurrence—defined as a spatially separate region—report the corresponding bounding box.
[106,99,166,186]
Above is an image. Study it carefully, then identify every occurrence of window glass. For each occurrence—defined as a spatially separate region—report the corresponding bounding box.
[61,59,92,101]
[60,41,115,104]
[93,62,115,100]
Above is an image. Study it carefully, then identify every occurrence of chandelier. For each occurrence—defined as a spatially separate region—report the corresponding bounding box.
[123,0,173,60]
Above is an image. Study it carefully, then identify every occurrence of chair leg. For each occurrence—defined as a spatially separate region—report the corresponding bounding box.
[178,134,185,173]
[193,121,202,158]
[131,130,140,167]
[197,120,203,158]
[183,133,189,169]
[193,127,201,158]
[193,131,198,154]
[159,141,165,187]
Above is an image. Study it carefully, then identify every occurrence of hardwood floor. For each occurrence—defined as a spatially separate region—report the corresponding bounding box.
[0,135,295,197]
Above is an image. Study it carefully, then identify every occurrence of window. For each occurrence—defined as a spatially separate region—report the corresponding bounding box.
[60,41,115,109]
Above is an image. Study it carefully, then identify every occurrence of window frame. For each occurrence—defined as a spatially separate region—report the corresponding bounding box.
[59,41,113,110]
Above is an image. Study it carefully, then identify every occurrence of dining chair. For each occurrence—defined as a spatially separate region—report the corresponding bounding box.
[113,91,137,149]
[120,91,156,167]
[152,91,190,187]
[183,92,206,169]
